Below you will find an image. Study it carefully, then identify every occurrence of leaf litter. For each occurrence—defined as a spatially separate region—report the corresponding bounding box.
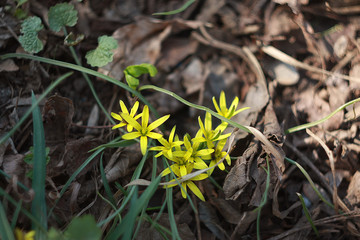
[2,0,360,239]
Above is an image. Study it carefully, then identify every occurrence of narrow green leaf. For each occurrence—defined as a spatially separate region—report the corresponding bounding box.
[105,176,161,240]
[0,188,45,232]
[85,35,118,67]
[18,16,43,53]
[11,200,22,229]
[297,193,319,237]
[64,215,101,240]
[31,91,48,239]
[0,53,160,121]
[285,157,334,208]
[153,0,195,15]
[100,156,116,206]
[48,3,78,32]
[0,201,15,240]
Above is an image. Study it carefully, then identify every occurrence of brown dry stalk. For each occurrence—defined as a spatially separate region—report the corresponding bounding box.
[261,45,360,83]
[306,129,350,213]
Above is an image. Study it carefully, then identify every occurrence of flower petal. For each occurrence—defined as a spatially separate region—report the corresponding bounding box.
[219,91,227,112]
[194,160,208,170]
[169,126,176,143]
[212,96,222,115]
[180,182,187,199]
[142,105,149,128]
[146,132,163,139]
[187,181,205,201]
[120,100,129,114]
[147,114,170,131]
[180,165,187,177]
[112,122,126,130]
[191,173,209,181]
[122,132,141,140]
[160,167,171,176]
[120,112,142,131]
[130,101,139,116]
[204,112,212,132]
[111,112,122,121]
[140,136,148,155]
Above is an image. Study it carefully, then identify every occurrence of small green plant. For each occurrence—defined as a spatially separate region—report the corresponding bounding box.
[18,16,43,54]
[111,87,248,201]
[2,1,360,239]
[85,35,118,67]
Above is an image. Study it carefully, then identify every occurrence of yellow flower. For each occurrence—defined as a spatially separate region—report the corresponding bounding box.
[182,133,212,170]
[212,91,249,119]
[111,100,142,132]
[205,138,231,175]
[120,105,170,155]
[15,228,35,240]
[193,112,231,148]
[149,126,183,158]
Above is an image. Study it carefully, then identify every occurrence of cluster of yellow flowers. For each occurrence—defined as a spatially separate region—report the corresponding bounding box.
[111,91,248,201]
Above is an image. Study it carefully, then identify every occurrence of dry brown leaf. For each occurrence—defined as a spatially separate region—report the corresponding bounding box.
[199,202,228,240]
[136,213,195,240]
[211,198,242,224]
[346,171,360,206]
[0,59,19,72]
[99,17,204,80]
[62,138,102,178]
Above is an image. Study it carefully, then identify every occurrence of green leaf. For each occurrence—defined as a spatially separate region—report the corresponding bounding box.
[125,63,158,78]
[48,3,78,32]
[47,228,64,240]
[18,16,43,53]
[123,63,158,90]
[31,91,48,238]
[153,0,195,15]
[0,201,15,240]
[64,215,101,240]
[16,0,28,8]
[85,35,118,67]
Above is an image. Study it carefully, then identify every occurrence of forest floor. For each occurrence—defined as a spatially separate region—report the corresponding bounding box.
[2,0,360,239]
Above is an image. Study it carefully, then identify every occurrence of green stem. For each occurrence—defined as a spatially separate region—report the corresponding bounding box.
[285,97,360,134]
[0,53,159,119]
[139,85,251,134]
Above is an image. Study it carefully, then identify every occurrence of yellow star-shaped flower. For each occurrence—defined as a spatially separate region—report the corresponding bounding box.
[120,105,169,155]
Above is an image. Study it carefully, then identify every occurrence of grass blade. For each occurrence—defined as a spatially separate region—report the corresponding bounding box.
[0,201,15,240]
[297,193,319,237]
[100,155,116,207]
[255,156,270,240]
[105,176,161,240]
[285,97,360,134]
[31,92,48,239]
[0,53,159,119]
[285,157,334,208]
[153,0,195,15]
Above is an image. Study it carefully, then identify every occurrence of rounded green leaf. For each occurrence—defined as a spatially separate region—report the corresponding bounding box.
[18,16,44,53]
[85,36,118,67]
[48,3,78,32]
